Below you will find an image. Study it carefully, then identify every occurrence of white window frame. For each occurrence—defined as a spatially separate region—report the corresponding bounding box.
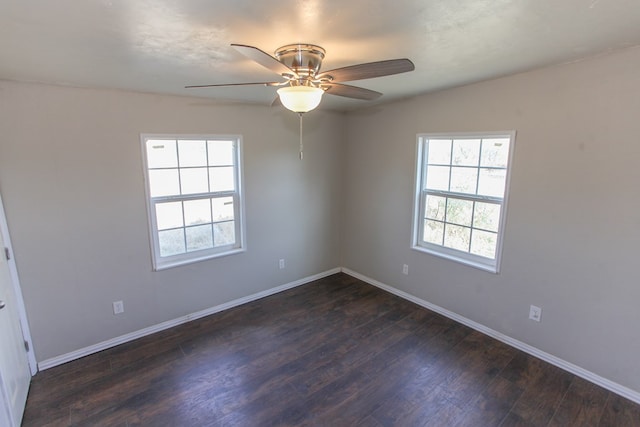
[411,131,515,273]
[141,134,246,271]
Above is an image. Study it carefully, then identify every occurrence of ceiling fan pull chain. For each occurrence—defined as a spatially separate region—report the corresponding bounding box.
[299,112,304,160]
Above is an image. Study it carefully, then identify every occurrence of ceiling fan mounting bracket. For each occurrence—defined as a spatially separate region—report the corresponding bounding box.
[275,44,326,77]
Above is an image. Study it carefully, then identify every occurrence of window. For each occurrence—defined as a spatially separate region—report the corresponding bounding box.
[412,132,515,273]
[141,135,245,270]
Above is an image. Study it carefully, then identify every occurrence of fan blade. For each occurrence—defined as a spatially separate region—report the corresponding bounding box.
[271,96,282,107]
[317,58,414,82]
[231,44,297,77]
[323,83,382,100]
[185,82,281,89]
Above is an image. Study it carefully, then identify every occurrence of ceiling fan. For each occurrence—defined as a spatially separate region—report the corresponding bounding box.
[186,43,415,113]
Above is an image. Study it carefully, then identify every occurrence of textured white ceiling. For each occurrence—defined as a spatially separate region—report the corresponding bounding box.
[1,0,640,111]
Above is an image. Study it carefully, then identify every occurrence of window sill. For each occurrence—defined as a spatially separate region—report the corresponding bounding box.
[411,244,499,274]
[153,247,246,271]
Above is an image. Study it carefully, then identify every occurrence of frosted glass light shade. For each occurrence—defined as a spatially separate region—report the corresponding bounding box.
[277,86,324,113]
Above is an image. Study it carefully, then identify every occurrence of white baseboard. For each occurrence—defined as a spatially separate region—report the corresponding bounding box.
[341,267,640,405]
[38,267,341,371]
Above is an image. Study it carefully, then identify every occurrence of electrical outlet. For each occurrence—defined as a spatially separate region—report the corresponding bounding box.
[113,300,124,315]
[402,264,409,275]
[279,259,285,269]
[529,305,542,322]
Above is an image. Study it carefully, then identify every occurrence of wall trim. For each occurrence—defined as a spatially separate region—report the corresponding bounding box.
[341,267,640,405]
[38,267,341,371]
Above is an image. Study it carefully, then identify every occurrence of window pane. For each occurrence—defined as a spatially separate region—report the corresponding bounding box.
[425,165,450,191]
[425,195,445,221]
[208,140,234,166]
[415,133,513,270]
[427,139,451,165]
[212,197,234,221]
[186,224,213,252]
[452,139,480,166]
[155,202,184,230]
[159,229,185,257]
[178,140,207,167]
[481,138,510,168]
[470,229,497,258]
[446,198,473,226]
[473,202,501,232]
[450,167,478,194]
[146,140,177,168]
[180,168,209,195]
[209,167,235,192]
[184,199,211,226]
[444,224,471,252]
[478,168,506,197]
[149,169,180,197]
[423,220,444,245]
[143,135,244,269]
[213,221,235,246]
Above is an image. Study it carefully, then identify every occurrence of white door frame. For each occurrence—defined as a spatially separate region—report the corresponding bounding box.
[0,193,37,375]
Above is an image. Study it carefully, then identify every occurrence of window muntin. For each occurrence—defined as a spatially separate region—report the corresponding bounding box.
[412,133,514,273]
[142,135,245,270]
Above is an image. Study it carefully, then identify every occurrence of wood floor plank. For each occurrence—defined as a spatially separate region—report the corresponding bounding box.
[599,393,640,426]
[370,323,474,425]
[68,347,185,424]
[504,355,574,426]
[376,330,515,426]
[317,333,458,425]
[356,415,385,427]
[289,324,412,397]
[432,331,517,408]
[23,358,112,409]
[21,404,70,427]
[548,376,610,427]
[452,375,524,427]
[379,384,465,427]
[272,368,375,426]
[21,273,639,426]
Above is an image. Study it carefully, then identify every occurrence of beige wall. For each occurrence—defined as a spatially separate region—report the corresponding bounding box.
[0,82,344,361]
[342,47,640,392]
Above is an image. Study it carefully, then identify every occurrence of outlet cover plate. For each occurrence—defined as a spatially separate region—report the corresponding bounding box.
[113,300,124,315]
[529,305,542,322]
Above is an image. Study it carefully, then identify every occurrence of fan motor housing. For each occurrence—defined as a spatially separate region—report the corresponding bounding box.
[275,44,325,77]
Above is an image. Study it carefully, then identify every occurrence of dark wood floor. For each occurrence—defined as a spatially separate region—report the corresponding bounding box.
[23,273,640,426]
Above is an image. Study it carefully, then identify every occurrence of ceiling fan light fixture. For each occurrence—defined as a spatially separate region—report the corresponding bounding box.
[277,86,324,113]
